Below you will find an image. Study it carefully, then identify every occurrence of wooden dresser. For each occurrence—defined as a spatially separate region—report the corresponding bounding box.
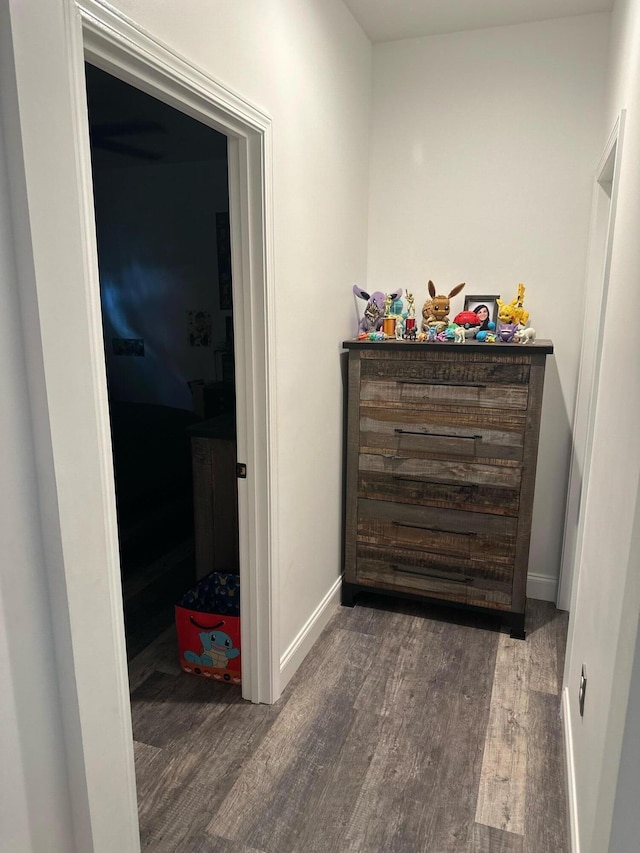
[187,413,239,582]
[342,339,553,638]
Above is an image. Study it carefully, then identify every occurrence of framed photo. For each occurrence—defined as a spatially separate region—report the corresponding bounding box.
[187,310,212,347]
[463,295,499,329]
[216,211,233,310]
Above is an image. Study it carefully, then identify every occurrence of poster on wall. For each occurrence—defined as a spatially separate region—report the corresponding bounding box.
[216,211,233,310]
[187,310,212,347]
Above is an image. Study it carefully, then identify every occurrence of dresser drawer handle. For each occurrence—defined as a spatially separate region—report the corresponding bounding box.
[394,429,482,440]
[390,564,473,584]
[392,521,477,537]
[391,475,479,490]
[398,379,487,388]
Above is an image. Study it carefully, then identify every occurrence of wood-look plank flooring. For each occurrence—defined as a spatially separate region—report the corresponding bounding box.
[130,596,568,852]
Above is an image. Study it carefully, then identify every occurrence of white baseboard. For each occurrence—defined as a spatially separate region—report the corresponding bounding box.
[279,575,342,693]
[527,572,558,602]
[562,686,581,853]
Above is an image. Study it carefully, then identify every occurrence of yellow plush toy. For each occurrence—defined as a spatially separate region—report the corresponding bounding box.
[497,283,529,328]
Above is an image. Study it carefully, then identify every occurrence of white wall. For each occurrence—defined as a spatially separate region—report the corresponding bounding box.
[0,89,75,853]
[563,2,640,850]
[367,14,609,597]
[609,615,640,853]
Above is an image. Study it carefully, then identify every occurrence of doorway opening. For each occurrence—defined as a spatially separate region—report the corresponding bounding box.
[85,63,239,660]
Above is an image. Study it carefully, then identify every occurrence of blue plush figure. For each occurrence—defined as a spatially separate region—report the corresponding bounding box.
[185,622,240,669]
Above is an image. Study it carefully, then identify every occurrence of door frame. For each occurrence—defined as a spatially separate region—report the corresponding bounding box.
[77,2,280,701]
[5,0,279,848]
[558,110,625,612]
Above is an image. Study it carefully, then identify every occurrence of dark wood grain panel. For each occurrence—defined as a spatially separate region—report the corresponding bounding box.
[359,452,523,490]
[361,400,528,428]
[359,497,518,535]
[360,352,531,384]
[356,546,513,609]
[357,517,515,561]
[191,435,239,581]
[358,471,520,516]
[361,377,529,410]
[343,352,362,579]
[360,406,525,461]
[357,498,518,560]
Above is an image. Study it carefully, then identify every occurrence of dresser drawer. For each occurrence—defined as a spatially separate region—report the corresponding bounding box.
[357,498,517,560]
[359,452,522,492]
[360,405,525,463]
[360,350,531,385]
[360,377,528,411]
[356,543,513,610]
[358,471,520,516]
[360,352,530,411]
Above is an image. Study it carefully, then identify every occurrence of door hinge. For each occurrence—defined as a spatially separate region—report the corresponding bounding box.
[236,463,247,479]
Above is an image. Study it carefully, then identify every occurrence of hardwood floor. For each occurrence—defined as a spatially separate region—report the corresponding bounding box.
[129,596,569,852]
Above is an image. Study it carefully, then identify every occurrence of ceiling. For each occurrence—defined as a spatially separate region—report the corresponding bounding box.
[342,0,614,42]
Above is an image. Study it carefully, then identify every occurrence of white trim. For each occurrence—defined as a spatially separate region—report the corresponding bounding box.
[557,111,626,612]
[280,577,342,692]
[562,686,581,853]
[526,572,558,603]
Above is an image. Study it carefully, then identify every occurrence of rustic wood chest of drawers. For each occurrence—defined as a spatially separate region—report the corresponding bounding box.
[342,339,553,638]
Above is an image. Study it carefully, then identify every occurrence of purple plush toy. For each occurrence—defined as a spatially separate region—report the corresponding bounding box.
[497,322,519,342]
[353,285,403,335]
[353,285,386,334]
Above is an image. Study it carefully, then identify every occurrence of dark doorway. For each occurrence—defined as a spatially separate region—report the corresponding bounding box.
[85,63,237,658]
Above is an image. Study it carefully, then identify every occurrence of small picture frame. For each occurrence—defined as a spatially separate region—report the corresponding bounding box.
[463,295,500,329]
[216,211,233,311]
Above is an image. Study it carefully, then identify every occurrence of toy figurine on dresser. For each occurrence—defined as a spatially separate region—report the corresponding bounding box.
[382,289,404,337]
[497,283,529,328]
[353,285,386,334]
[403,291,417,339]
[421,280,466,333]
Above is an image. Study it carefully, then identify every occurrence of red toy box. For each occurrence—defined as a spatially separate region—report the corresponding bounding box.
[175,572,241,685]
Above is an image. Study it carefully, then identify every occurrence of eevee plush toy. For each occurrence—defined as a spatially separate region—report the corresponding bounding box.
[421,280,465,332]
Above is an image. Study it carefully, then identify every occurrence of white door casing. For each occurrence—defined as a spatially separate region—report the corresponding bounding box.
[4,0,279,849]
[557,111,625,614]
